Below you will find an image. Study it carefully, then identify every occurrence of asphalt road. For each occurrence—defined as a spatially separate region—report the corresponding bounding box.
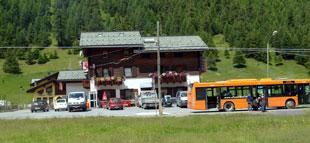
[0,105,309,120]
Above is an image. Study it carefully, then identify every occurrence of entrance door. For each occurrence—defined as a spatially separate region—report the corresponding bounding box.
[89,92,97,108]
[304,84,310,104]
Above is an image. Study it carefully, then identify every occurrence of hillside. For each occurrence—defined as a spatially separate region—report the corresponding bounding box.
[0,35,308,105]
[0,48,83,104]
[201,35,309,82]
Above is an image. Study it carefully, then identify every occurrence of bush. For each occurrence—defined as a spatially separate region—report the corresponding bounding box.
[25,51,36,65]
[37,53,49,64]
[49,50,59,59]
[67,49,72,55]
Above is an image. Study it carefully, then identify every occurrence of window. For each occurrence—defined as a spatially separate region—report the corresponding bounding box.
[103,69,109,77]
[120,89,135,100]
[242,86,252,97]
[124,67,132,77]
[196,88,206,100]
[124,50,130,56]
[141,53,151,58]
[270,85,283,96]
[46,86,53,95]
[284,84,297,96]
[227,87,236,97]
[305,85,310,94]
[174,52,183,57]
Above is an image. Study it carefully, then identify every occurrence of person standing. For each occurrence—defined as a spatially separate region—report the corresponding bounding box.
[260,95,267,112]
[247,95,253,111]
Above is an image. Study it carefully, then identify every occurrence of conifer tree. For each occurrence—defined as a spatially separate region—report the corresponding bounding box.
[233,51,246,68]
[3,52,21,74]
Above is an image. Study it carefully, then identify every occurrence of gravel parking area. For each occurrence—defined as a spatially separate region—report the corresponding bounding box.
[0,105,309,120]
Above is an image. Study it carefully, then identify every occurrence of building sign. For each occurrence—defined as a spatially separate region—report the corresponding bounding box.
[82,60,88,72]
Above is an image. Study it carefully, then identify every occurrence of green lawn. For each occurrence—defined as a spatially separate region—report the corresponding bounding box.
[0,113,309,143]
[0,48,83,104]
[201,35,309,82]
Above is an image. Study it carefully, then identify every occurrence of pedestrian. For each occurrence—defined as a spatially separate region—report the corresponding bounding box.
[260,95,266,112]
[247,95,253,111]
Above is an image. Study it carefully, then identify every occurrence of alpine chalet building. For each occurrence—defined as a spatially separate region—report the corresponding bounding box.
[80,31,208,107]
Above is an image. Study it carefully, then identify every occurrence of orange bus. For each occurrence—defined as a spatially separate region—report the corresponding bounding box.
[188,79,310,111]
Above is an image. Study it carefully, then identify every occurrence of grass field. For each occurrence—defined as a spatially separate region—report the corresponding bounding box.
[201,35,309,82]
[0,113,309,143]
[0,48,83,104]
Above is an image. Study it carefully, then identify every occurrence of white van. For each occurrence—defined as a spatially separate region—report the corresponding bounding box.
[67,92,87,112]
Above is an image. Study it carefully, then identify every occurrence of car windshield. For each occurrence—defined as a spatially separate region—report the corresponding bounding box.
[111,98,121,102]
[57,99,66,103]
[33,102,39,105]
[69,93,84,98]
[165,96,171,101]
[180,92,187,97]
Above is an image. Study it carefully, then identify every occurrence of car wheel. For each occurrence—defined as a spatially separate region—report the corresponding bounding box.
[31,110,33,113]
[224,102,235,112]
[68,108,71,112]
[286,100,296,109]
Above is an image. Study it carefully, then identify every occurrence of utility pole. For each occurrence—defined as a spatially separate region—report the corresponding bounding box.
[157,21,163,116]
[267,42,270,78]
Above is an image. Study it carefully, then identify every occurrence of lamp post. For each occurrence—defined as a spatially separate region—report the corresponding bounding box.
[267,30,278,78]
[156,21,163,116]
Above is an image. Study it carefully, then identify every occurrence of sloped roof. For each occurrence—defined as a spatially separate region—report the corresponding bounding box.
[142,36,208,52]
[57,70,87,81]
[79,31,144,48]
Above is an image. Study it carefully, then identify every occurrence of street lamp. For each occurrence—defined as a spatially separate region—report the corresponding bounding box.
[267,30,278,78]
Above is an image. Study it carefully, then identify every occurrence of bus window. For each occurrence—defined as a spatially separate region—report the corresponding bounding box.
[236,87,243,97]
[227,87,236,97]
[196,87,206,100]
[242,86,252,97]
[256,86,264,97]
[284,84,297,96]
[206,88,214,97]
[270,85,283,97]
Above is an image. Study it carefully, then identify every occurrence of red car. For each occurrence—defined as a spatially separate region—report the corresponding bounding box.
[106,98,123,110]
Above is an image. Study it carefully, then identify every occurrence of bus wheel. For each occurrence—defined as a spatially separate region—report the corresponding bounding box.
[224,102,235,112]
[285,100,296,109]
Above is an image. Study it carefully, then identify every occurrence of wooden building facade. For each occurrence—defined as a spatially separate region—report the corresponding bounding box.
[80,31,208,107]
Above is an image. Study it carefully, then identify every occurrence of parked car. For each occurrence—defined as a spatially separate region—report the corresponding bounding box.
[139,90,159,109]
[106,98,123,110]
[31,100,49,112]
[54,99,68,111]
[67,92,87,112]
[162,95,173,107]
[176,91,188,108]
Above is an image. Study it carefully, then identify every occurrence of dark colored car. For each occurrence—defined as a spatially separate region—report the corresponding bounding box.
[106,98,123,110]
[162,95,173,107]
[31,101,49,112]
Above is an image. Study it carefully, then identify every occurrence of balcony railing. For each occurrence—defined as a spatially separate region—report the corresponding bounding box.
[96,76,124,86]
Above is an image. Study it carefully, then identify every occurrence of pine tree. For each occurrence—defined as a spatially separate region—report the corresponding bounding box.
[274,54,284,66]
[3,53,21,74]
[32,49,40,59]
[233,51,246,68]
[25,50,36,65]
[224,49,230,59]
[37,53,49,64]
